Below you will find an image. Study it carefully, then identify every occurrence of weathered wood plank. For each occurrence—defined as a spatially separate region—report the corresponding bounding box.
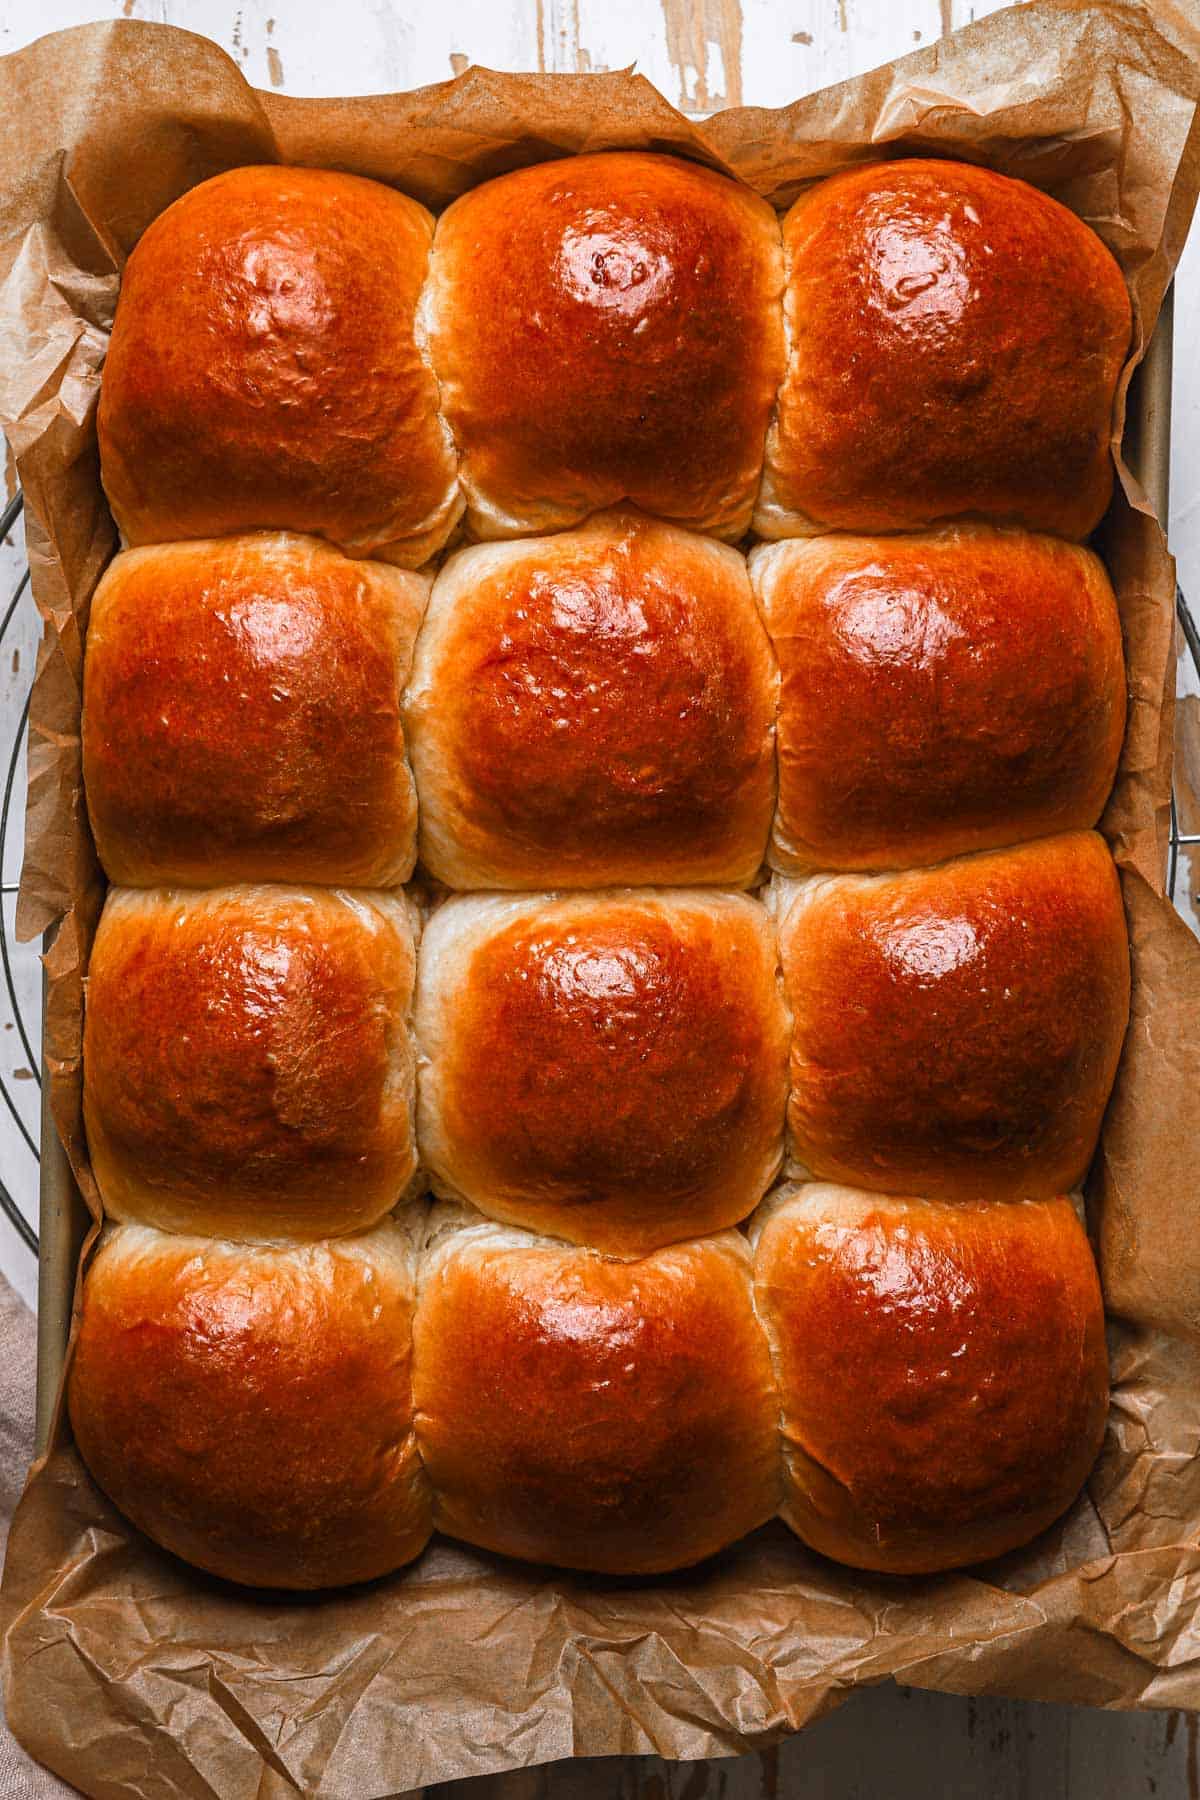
[424,1685,1192,1798]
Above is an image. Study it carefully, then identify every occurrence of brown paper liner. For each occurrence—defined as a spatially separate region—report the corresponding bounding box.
[1,6,1199,1793]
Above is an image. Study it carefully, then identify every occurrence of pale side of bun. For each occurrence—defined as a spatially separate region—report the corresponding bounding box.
[412,1203,780,1572]
[415,889,790,1253]
[774,832,1130,1201]
[756,159,1130,541]
[84,534,429,888]
[425,151,784,540]
[84,885,419,1241]
[751,1183,1109,1574]
[69,1217,432,1589]
[406,510,777,890]
[752,526,1125,874]
[98,165,461,565]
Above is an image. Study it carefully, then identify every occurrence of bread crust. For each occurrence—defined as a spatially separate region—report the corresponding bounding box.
[415,890,790,1252]
[753,526,1125,873]
[98,166,460,564]
[84,885,419,1240]
[407,511,776,889]
[753,1184,1109,1574]
[757,159,1130,540]
[413,1208,781,1572]
[776,833,1130,1200]
[68,1219,432,1590]
[426,151,785,540]
[84,534,429,888]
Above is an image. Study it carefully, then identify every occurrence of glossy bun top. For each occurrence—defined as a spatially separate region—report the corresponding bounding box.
[753,525,1126,873]
[426,152,785,540]
[69,1220,431,1589]
[84,885,418,1242]
[416,889,789,1253]
[99,165,460,564]
[406,512,776,889]
[754,1184,1109,1574]
[777,832,1130,1202]
[757,159,1130,540]
[84,534,429,889]
[413,1208,780,1573]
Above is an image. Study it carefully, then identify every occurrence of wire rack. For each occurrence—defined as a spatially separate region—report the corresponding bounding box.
[0,488,39,1280]
[0,485,1196,1278]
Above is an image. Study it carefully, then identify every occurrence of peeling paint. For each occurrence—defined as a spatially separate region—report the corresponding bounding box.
[792,29,812,45]
[449,50,469,74]
[536,0,604,77]
[266,45,284,86]
[659,0,743,111]
[539,0,577,70]
[939,0,953,37]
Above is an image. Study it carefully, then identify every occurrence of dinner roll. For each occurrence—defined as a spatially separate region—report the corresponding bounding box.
[98,166,459,564]
[776,832,1129,1200]
[752,1184,1109,1574]
[756,159,1130,541]
[415,890,789,1253]
[413,1206,780,1572]
[84,885,418,1240]
[752,526,1125,873]
[68,1218,431,1589]
[83,535,429,889]
[406,511,776,889]
[425,152,784,540]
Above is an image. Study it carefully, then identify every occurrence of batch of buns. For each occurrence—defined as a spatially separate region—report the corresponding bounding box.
[68,149,1133,1590]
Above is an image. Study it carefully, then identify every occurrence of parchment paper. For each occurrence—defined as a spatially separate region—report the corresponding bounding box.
[1,6,1200,1796]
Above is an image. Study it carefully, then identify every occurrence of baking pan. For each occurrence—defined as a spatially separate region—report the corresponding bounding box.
[28,287,1180,1457]
[35,946,84,1453]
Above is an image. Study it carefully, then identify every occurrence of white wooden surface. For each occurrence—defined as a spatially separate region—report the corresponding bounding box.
[0,2,1197,1792]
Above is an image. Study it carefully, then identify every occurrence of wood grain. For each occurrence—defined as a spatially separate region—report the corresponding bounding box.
[421,1686,1197,1798]
[660,0,743,111]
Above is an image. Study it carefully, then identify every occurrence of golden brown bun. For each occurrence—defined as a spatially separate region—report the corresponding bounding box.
[753,1184,1109,1574]
[415,891,789,1253]
[84,886,418,1240]
[413,1207,780,1572]
[406,512,776,889]
[426,152,784,540]
[752,526,1126,873]
[69,1219,431,1589]
[776,833,1129,1200]
[98,166,460,565]
[757,160,1130,541]
[83,535,429,889]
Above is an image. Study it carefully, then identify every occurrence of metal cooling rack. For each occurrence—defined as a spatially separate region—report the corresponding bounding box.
[0,485,1196,1283]
[0,487,40,1289]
